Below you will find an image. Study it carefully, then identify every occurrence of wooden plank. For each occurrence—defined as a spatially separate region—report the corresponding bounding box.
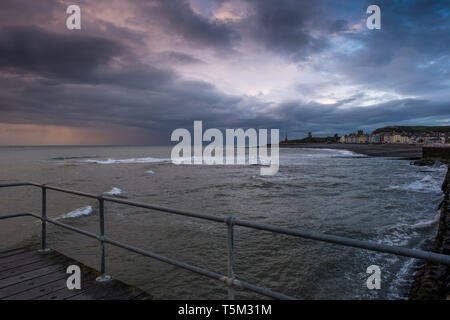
[0,263,67,289]
[68,280,143,300]
[0,247,23,254]
[7,269,98,300]
[0,256,70,281]
[36,269,104,300]
[101,288,150,300]
[0,247,152,300]
[4,278,68,300]
[133,292,153,300]
[99,284,147,300]
[0,250,51,267]
[0,269,68,299]
[0,254,49,272]
[0,248,27,258]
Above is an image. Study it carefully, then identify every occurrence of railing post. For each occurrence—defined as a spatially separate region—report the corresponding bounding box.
[226,216,236,300]
[38,185,51,253]
[96,197,111,282]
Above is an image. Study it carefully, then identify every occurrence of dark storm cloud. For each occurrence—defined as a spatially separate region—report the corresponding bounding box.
[0,26,124,81]
[0,0,449,144]
[2,59,449,139]
[135,0,239,53]
[240,0,330,60]
[0,26,175,90]
[0,72,243,131]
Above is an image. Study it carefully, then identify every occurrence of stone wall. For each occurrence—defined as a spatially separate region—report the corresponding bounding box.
[408,167,450,299]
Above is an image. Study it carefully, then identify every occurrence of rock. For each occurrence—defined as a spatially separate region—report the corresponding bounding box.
[411,159,438,166]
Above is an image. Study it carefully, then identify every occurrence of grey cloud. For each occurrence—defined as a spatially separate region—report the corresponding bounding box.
[326,0,450,97]
[241,0,329,60]
[0,26,124,81]
[136,0,239,53]
[0,26,176,90]
[161,51,206,65]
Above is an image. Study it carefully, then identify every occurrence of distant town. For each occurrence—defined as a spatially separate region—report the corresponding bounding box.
[282,126,450,145]
[340,128,450,144]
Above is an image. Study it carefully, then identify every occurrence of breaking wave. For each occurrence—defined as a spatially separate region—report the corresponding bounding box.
[58,206,93,220]
[105,187,123,196]
[302,148,366,157]
[85,157,169,164]
[388,174,442,193]
[171,156,273,166]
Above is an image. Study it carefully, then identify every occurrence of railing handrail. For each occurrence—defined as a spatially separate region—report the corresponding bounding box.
[1,181,450,300]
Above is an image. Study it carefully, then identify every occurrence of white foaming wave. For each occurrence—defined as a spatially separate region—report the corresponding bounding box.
[388,174,442,193]
[410,218,439,230]
[387,257,416,300]
[105,187,122,196]
[429,163,448,172]
[85,157,169,165]
[299,148,366,158]
[384,215,439,235]
[334,149,366,157]
[172,156,272,166]
[58,206,93,220]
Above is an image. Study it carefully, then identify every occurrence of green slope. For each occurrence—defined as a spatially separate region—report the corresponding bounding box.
[373,126,450,134]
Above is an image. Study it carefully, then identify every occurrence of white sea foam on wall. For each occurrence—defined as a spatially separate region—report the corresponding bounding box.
[388,174,443,193]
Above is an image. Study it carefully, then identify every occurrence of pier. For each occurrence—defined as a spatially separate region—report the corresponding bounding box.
[0,246,151,300]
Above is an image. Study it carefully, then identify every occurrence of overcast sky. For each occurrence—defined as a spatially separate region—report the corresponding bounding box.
[0,0,449,145]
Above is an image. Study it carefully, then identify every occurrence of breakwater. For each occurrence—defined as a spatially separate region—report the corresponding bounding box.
[409,166,450,299]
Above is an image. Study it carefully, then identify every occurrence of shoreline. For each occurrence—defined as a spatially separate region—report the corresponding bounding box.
[280,143,422,159]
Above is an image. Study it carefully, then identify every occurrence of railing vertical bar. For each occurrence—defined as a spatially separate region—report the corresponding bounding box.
[38,186,50,253]
[227,216,236,300]
[100,198,105,275]
[96,197,111,282]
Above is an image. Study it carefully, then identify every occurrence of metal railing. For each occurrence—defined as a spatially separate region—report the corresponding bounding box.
[1,181,450,300]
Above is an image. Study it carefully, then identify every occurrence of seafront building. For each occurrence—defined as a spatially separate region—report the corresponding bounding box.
[340,130,450,145]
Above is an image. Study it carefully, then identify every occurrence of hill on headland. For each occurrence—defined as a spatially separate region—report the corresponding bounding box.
[373,126,450,134]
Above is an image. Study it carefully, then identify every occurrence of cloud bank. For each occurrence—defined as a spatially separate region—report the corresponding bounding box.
[0,0,449,144]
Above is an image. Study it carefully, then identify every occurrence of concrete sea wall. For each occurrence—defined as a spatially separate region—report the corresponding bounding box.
[408,167,450,299]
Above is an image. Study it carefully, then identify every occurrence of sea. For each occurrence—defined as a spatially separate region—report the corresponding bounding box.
[0,146,446,299]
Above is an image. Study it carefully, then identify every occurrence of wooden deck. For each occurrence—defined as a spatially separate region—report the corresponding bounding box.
[0,247,152,300]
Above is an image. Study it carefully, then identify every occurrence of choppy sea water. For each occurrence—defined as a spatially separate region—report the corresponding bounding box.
[0,146,446,299]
